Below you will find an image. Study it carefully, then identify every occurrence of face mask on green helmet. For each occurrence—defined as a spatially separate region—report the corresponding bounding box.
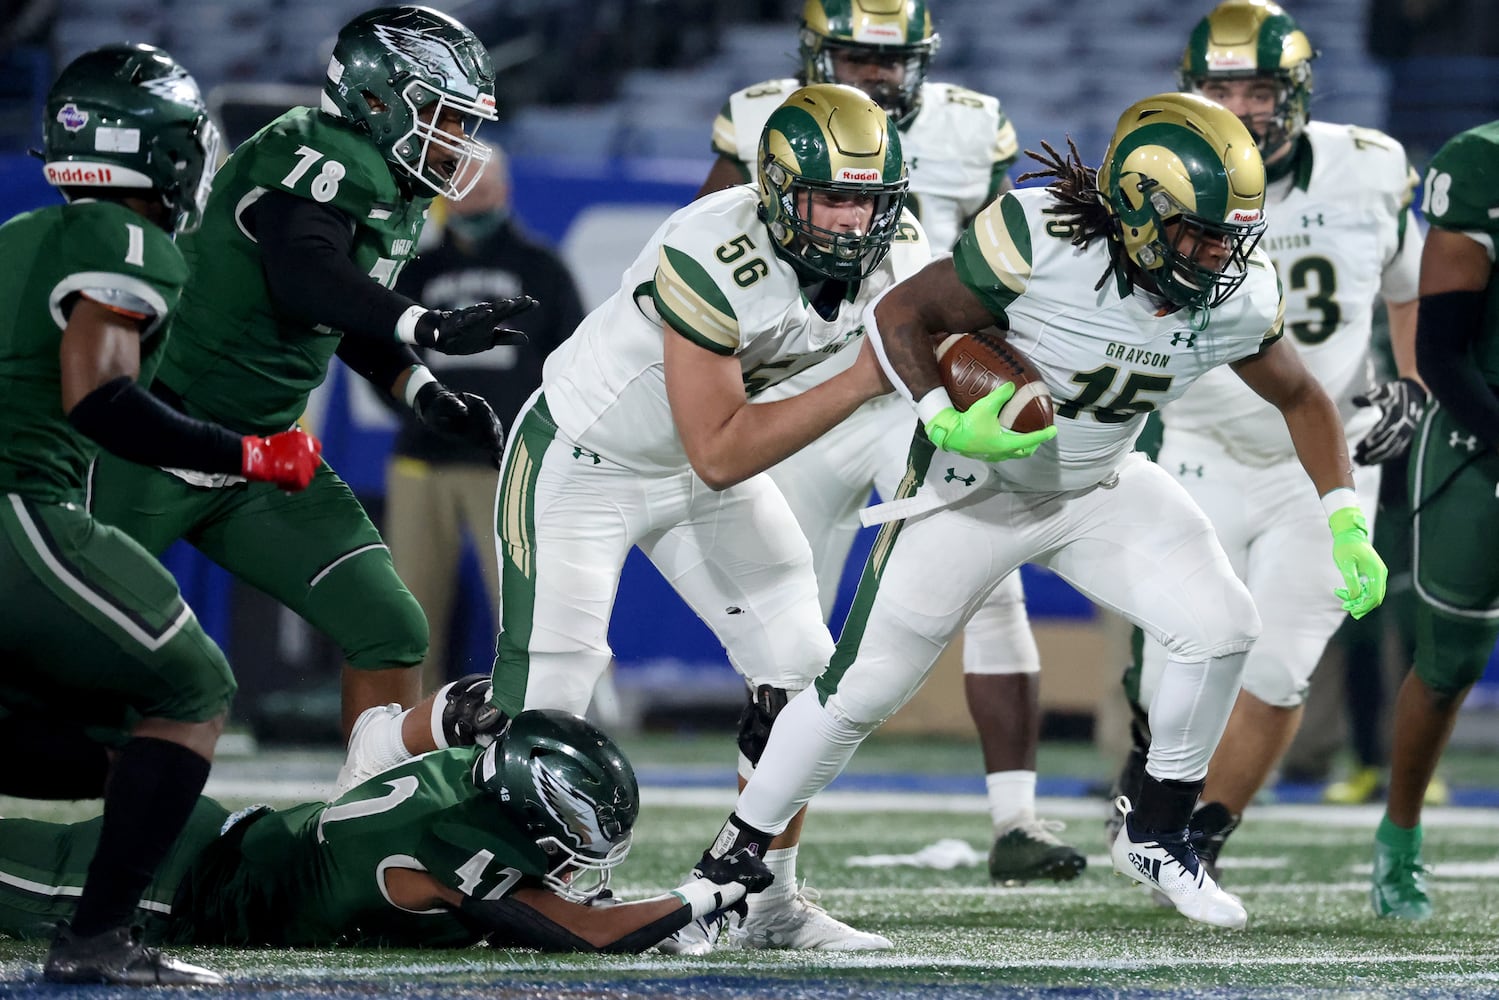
[471,710,639,903]
[322,5,497,200]
[758,83,908,283]
[41,43,221,235]
[798,0,939,127]
[1178,0,1316,157]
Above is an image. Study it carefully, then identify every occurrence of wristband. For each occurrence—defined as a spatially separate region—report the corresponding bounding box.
[916,387,956,426]
[1320,488,1359,520]
[395,304,427,345]
[402,365,439,409]
[668,879,735,920]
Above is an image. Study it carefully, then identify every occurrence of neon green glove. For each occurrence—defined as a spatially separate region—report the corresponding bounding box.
[924,383,1058,462]
[1329,505,1387,620]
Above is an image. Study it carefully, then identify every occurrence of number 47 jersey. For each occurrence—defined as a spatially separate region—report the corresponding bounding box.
[541,185,931,474]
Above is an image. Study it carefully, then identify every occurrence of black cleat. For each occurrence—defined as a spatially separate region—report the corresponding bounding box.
[43,923,224,986]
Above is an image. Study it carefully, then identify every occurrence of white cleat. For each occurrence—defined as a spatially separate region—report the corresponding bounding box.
[729,885,891,951]
[1110,797,1247,930]
[332,703,403,799]
[654,916,718,956]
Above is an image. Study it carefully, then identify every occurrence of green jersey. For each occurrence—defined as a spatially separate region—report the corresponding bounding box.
[173,748,549,947]
[1421,121,1499,383]
[0,201,187,503]
[157,107,429,434]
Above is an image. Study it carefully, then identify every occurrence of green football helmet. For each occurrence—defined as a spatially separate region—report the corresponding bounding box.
[471,710,639,903]
[1098,92,1267,311]
[758,83,908,282]
[42,43,221,234]
[322,4,497,200]
[1179,0,1316,156]
[799,0,939,127]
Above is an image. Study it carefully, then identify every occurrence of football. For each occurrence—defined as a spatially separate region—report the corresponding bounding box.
[933,330,1054,434]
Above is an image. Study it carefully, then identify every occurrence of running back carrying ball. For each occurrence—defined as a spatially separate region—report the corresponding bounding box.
[934,331,1054,433]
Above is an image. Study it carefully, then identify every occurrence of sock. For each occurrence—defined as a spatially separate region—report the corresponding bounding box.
[1377,814,1422,853]
[1133,773,1203,834]
[735,687,872,835]
[70,737,211,937]
[370,708,414,771]
[986,770,1036,832]
[1146,652,1246,780]
[755,846,800,908]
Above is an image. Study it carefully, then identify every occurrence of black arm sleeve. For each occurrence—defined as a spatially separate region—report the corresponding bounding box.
[335,335,423,396]
[459,894,692,954]
[68,376,242,473]
[1416,289,1499,450]
[252,190,422,341]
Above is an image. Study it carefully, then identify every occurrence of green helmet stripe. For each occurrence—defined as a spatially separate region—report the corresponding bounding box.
[1185,18,1213,76]
[1113,122,1229,221]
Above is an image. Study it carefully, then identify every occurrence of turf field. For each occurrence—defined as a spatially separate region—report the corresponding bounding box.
[3,733,1498,998]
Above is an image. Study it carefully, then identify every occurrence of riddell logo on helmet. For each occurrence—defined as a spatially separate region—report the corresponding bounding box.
[836,167,881,182]
[44,164,114,185]
[1206,53,1255,71]
[855,24,904,43]
[1229,209,1263,223]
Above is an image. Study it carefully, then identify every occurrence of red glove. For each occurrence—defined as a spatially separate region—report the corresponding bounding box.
[241,428,322,491]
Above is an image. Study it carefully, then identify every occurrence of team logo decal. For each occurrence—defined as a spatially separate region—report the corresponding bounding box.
[56,103,88,132]
[532,758,609,851]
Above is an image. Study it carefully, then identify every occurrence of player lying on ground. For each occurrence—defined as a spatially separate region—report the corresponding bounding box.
[0,711,763,953]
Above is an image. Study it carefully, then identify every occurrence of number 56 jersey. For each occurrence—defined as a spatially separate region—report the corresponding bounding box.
[542,185,931,475]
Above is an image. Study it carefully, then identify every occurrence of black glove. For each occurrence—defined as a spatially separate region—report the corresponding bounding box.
[1352,377,1428,466]
[691,847,774,896]
[413,382,506,469]
[414,297,538,356]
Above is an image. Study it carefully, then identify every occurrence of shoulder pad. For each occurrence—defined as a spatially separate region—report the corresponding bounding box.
[243,108,403,217]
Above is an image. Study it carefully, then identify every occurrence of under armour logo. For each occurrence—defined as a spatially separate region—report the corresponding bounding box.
[572,447,601,464]
[1178,463,1204,478]
[944,468,976,485]
[1170,331,1197,348]
[1129,851,1162,885]
[1302,213,1324,228]
[725,606,744,615]
[1450,432,1479,453]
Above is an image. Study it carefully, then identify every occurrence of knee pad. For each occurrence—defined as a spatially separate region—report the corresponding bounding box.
[439,673,509,749]
[1413,612,1494,700]
[311,550,429,669]
[737,684,790,768]
[961,575,1039,675]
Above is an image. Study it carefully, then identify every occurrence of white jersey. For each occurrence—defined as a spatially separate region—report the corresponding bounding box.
[1162,122,1422,466]
[711,78,1017,251]
[945,186,1284,493]
[542,186,931,475]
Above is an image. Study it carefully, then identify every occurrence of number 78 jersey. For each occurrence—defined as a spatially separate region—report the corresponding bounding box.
[156,106,430,435]
[952,187,1284,493]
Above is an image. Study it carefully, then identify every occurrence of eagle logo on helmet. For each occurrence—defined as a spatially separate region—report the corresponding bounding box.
[140,67,204,109]
[530,756,612,855]
[373,22,484,100]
